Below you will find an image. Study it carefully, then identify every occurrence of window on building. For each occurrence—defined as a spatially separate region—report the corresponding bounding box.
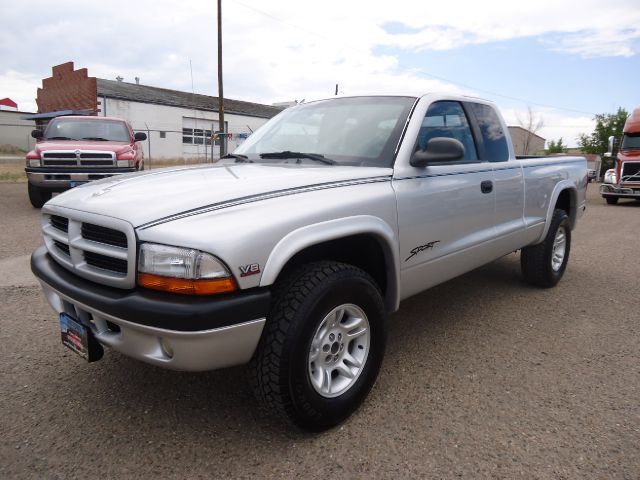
[182,126,221,146]
[182,128,193,144]
[159,131,166,139]
[193,129,204,144]
[182,119,227,147]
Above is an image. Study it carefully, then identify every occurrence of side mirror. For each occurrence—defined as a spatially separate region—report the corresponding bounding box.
[31,129,43,139]
[606,135,616,157]
[410,137,465,167]
[134,132,147,142]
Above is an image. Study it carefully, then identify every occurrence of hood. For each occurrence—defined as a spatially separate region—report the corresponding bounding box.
[35,140,132,154]
[46,163,392,227]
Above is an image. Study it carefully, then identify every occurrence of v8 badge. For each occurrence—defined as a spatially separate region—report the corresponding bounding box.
[239,263,260,277]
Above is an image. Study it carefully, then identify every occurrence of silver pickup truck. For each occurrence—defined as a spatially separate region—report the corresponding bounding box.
[31,94,587,431]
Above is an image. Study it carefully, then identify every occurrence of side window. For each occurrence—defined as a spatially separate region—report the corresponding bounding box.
[467,103,509,162]
[417,101,478,162]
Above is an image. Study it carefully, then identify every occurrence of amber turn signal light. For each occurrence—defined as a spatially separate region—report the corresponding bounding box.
[138,273,237,295]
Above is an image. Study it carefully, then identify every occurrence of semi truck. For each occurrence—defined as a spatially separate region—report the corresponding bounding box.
[601,107,640,204]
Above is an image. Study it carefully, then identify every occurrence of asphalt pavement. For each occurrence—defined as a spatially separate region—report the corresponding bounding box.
[1,182,638,479]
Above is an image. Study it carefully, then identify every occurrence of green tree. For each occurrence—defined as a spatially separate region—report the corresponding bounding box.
[546,138,567,154]
[577,107,629,155]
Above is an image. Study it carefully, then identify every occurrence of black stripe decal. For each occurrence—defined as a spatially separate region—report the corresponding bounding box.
[138,176,392,229]
[395,169,494,180]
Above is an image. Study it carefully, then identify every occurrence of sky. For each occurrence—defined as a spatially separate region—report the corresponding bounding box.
[1,0,639,147]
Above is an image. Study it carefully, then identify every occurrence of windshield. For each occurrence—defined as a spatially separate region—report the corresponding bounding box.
[621,133,640,150]
[45,118,131,142]
[234,96,416,167]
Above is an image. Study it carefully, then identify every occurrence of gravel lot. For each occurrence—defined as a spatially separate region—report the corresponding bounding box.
[1,182,638,479]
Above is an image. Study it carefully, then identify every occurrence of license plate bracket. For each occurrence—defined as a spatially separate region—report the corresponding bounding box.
[59,312,103,362]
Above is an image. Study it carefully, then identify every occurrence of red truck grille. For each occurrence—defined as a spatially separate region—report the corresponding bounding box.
[621,162,640,183]
[41,151,116,167]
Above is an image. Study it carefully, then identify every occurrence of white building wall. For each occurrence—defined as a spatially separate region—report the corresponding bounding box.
[0,111,36,153]
[102,97,271,160]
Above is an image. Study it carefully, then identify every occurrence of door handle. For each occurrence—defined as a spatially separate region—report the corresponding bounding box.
[480,180,493,194]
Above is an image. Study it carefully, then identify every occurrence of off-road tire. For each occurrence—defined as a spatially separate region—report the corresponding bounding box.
[605,196,619,205]
[28,182,52,209]
[250,261,386,431]
[521,208,571,288]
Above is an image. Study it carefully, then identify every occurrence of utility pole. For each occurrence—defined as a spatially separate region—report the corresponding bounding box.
[217,0,225,160]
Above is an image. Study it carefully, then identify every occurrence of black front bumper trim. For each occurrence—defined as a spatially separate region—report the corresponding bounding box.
[31,246,271,332]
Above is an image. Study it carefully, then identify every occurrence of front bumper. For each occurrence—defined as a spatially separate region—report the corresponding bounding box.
[31,246,271,371]
[26,167,136,189]
[599,183,640,199]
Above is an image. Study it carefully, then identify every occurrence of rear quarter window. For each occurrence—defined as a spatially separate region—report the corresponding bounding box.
[467,103,509,162]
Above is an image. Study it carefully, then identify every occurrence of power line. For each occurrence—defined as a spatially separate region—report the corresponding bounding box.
[229,0,596,116]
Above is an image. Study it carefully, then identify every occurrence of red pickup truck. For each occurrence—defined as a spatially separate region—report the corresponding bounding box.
[25,116,146,208]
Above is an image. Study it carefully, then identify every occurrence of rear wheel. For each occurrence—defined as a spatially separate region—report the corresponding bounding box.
[250,261,386,431]
[521,208,571,288]
[28,182,52,208]
[605,196,619,205]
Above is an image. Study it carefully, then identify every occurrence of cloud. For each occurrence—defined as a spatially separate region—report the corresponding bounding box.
[0,71,42,112]
[543,28,640,58]
[501,107,596,147]
[0,0,634,145]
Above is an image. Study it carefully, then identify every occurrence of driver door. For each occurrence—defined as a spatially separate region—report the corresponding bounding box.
[393,100,497,299]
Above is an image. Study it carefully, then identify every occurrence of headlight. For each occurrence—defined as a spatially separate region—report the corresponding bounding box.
[117,160,133,168]
[604,169,617,184]
[137,243,236,295]
[28,159,41,167]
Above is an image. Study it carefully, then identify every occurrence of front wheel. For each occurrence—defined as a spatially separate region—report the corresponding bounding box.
[521,208,571,288]
[250,261,386,431]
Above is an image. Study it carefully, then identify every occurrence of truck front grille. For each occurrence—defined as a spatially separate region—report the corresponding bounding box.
[50,215,69,233]
[41,211,135,289]
[41,151,116,168]
[81,223,128,248]
[53,240,70,256]
[621,162,640,183]
[84,251,128,274]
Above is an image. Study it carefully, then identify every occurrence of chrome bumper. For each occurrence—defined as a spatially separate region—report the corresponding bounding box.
[27,169,135,188]
[600,183,640,198]
[39,281,266,372]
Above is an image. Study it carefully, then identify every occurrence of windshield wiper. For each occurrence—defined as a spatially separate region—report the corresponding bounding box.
[222,153,252,163]
[81,137,110,141]
[46,136,74,140]
[259,151,336,165]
